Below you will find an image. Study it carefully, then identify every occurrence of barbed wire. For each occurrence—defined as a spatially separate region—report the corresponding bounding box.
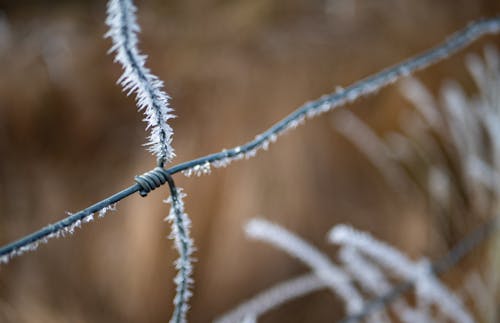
[0,17,499,270]
[339,216,499,323]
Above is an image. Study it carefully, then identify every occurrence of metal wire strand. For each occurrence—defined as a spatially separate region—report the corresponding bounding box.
[1,17,499,262]
[135,167,172,197]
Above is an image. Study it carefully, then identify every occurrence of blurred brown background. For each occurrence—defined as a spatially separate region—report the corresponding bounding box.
[0,0,499,322]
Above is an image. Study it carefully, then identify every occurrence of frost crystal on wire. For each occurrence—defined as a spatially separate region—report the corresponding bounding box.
[98,203,118,218]
[165,187,194,323]
[0,204,117,265]
[181,161,211,177]
[106,0,175,165]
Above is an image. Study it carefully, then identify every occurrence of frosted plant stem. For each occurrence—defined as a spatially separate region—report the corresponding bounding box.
[1,17,500,264]
[339,247,391,323]
[246,219,363,314]
[106,0,175,165]
[330,225,473,323]
[164,176,194,323]
[214,273,324,323]
[340,246,431,323]
[333,220,499,323]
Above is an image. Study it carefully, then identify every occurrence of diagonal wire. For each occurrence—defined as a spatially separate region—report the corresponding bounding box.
[339,217,499,323]
[0,17,499,262]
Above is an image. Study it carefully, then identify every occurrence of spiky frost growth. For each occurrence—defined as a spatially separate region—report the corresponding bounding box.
[165,187,194,323]
[245,219,363,314]
[330,225,474,323]
[214,273,324,323]
[106,0,175,165]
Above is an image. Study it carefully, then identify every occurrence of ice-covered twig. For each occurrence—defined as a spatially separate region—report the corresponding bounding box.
[339,246,390,297]
[339,247,431,323]
[339,217,498,323]
[330,225,416,278]
[246,219,363,314]
[164,180,195,323]
[214,273,324,323]
[330,225,473,323]
[106,0,175,165]
[339,247,391,323]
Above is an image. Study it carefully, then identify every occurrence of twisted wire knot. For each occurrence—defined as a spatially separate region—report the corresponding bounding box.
[135,167,172,197]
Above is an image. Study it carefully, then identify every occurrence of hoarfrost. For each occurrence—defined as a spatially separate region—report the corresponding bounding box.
[0,204,118,265]
[329,225,473,323]
[214,273,324,323]
[106,0,175,164]
[246,219,363,314]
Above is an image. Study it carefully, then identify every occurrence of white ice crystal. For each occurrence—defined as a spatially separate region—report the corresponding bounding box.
[106,0,175,165]
[98,203,118,218]
[181,161,211,177]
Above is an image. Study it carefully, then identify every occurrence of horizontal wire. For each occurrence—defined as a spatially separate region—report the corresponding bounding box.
[339,217,499,323]
[0,17,499,261]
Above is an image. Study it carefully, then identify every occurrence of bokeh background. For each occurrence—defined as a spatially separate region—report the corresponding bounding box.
[0,0,499,322]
